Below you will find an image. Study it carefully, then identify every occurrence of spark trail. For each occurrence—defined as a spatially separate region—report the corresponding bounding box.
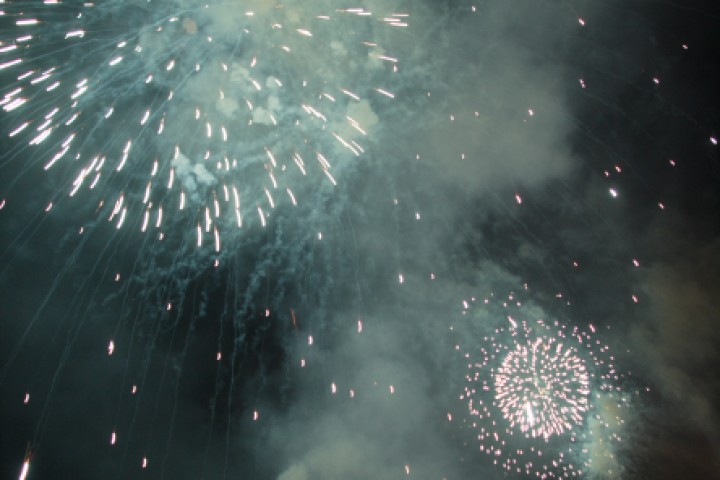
[1,0,405,250]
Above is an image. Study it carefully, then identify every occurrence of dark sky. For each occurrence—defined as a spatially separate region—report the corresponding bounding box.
[1,1,719,479]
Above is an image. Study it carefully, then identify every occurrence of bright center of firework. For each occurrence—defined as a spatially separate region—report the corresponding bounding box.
[494,337,590,440]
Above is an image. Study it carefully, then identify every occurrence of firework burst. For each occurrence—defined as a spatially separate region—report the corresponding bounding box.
[0,2,409,476]
[1,0,405,250]
[454,289,631,478]
[494,334,590,441]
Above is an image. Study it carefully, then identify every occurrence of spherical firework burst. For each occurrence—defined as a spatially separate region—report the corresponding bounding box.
[455,290,630,478]
[494,335,590,441]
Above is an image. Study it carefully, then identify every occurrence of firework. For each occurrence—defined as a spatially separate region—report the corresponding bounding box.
[1,0,405,249]
[0,2,408,476]
[494,335,590,441]
[455,289,631,478]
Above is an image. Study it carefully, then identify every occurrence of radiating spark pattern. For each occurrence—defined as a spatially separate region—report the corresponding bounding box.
[0,1,408,475]
[494,336,590,440]
[0,0,404,249]
[455,290,630,478]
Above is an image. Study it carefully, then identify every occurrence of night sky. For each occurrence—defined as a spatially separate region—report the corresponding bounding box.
[1,1,719,479]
